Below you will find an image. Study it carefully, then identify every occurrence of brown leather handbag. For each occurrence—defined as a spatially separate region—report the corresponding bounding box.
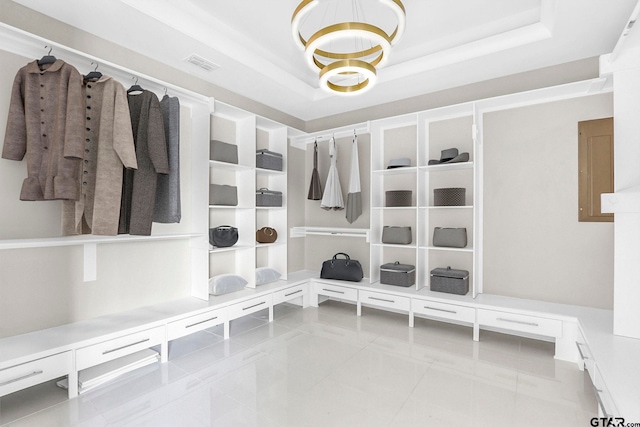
[256,227,277,243]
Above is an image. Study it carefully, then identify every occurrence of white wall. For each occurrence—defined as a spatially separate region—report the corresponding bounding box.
[483,93,614,309]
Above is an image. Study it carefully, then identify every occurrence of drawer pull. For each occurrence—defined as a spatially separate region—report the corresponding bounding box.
[0,370,43,387]
[242,301,266,311]
[103,338,150,355]
[369,296,395,303]
[576,342,589,360]
[285,289,303,297]
[593,387,612,418]
[323,288,345,294]
[186,316,218,329]
[424,306,457,315]
[496,317,538,327]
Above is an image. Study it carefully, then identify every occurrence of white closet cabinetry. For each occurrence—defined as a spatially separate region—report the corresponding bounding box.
[209,102,292,290]
[369,104,480,296]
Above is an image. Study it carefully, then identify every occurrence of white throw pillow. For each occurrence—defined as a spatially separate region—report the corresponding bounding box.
[209,274,248,295]
[255,267,281,286]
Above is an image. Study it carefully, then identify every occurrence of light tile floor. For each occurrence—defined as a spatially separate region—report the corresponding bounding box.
[0,301,597,427]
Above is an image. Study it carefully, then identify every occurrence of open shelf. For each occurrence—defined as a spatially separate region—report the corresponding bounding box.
[209,160,253,171]
[420,162,474,171]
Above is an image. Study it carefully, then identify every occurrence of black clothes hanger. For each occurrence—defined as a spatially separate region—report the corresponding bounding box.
[37,45,56,66]
[83,62,102,81]
[127,76,144,94]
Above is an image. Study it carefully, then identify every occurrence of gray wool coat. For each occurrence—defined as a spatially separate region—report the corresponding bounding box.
[2,59,85,200]
[62,76,138,236]
[153,94,181,223]
[119,90,169,236]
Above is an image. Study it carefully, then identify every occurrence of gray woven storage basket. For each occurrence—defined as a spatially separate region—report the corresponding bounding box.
[256,149,283,171]
[430,266,469,295]
[434,187,466,206]
[210,140,238,164]
[380,261,416,287]
[385,190,412,207]
[209,184,238,206]
[256,188,282,207]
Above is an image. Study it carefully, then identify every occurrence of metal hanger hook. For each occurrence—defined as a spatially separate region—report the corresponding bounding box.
[132,76,139,85]
[45,45,52,55]
[91,62,99,72]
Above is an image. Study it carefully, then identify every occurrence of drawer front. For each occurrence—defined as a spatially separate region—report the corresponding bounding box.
[0,351,72,397]
[576,328,595,378]
[228,294,272,320]
[477,309,562,338]
[167,308,227,341]
[273,284,306,305]
[594,366,619,418]
[359,290,410,312]
[76,326,165,371]
[412,299,475,323]
[314,282,358,302]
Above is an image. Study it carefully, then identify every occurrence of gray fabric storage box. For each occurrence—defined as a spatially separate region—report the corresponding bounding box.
[256,188,282,207]
[432,227,467,248]
[209,184,238,206]
[256,149,283,171]
[380,261,416,287]
[385,190,412,207]
[430,266,469,295]
[434,188,466,206]
[381,226,412,245]
[210,140,238,164]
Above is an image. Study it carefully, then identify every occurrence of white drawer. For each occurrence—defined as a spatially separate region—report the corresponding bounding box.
[76,326,165,371]
[314,282,358,303]
[228,294,272,320]
[0,351,72,397]
[359,290,410,312]
[273,284,306,305]
[477,308,562,338]
[576,328,595,378]
[167,308,227,341]
[594,366,619,418]
[412,299,475,324]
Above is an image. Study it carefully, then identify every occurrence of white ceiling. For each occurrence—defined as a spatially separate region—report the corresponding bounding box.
[12,0,638,121]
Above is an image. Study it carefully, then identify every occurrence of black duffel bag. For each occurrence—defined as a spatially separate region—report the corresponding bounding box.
[320,252,363,282]
[209,226,238,248]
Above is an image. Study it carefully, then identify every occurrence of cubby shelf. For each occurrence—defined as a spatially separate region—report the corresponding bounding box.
[371,167,418,175]
[420,161,474,171]
[208,160,252,171]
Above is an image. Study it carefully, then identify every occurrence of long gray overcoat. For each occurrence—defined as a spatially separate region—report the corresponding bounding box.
[62,76,138,236]
[2,59,84,200]
[119,90,169,236]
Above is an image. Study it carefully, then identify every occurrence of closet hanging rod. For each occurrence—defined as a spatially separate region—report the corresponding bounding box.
[289,121,370,149]
[0,23,210,106]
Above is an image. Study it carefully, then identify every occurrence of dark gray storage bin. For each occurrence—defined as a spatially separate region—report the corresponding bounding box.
[209,184,238,206]
[385,190,412,207]
[380,261,416,287]
[256,188,282,207]
[210,140,238,164]
[430,266,469,295]
[256,149,283,171]
[434,188,466,206]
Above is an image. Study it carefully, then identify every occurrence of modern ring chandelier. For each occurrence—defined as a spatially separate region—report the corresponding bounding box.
[291,0,406,95]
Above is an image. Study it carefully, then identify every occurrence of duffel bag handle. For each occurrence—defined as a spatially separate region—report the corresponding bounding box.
[332,252,351,261]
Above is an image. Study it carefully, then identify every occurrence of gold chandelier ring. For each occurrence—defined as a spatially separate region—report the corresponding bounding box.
[318,59,377,94]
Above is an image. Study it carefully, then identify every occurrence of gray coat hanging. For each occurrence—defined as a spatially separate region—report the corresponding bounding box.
[307,141,323,200]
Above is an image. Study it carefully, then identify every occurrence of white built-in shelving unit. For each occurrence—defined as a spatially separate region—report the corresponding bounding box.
[209,102,298,288]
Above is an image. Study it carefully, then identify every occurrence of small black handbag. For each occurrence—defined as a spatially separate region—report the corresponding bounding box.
[209,226,238,248]
[320,253,363,282]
